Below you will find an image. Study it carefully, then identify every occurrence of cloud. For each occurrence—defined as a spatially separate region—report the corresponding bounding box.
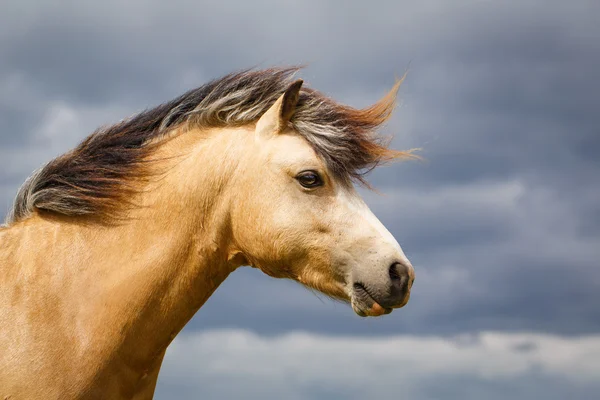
[155,329,600,400]
[1,0,599,339]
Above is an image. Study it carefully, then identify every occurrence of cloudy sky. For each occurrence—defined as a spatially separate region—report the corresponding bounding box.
[1,0,599,398]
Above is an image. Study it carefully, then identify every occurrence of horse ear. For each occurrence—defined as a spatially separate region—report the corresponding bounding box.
[256,79,303,139]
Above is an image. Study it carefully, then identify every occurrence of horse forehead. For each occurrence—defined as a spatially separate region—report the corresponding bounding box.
[267,133,319,163]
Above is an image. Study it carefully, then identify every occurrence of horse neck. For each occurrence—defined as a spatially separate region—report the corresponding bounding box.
[8,126,250,385]
[97,126,251,353]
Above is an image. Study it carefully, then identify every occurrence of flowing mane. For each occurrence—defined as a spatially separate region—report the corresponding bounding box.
[1,67,417,397]
[6,67,415,225]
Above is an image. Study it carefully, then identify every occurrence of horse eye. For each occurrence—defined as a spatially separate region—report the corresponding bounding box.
[296,171,323,188]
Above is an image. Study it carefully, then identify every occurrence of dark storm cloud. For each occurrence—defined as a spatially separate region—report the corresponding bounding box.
[1,0,599,341]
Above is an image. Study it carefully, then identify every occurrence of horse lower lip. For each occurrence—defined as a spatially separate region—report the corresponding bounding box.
[351,283,392,317]
[369,302,390,316]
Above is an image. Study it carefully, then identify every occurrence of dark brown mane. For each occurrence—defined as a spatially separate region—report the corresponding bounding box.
[6,67,416,224]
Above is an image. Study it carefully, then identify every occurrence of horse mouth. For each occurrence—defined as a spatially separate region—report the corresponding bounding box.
[351,282,393,317]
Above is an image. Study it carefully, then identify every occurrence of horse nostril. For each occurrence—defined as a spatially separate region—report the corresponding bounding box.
[389,262,403,282]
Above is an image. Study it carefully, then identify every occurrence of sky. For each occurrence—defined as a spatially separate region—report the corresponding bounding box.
[1,0,599,398]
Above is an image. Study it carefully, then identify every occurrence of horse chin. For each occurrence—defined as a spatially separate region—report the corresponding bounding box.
[350,299,393,317]
[350,286,393,317]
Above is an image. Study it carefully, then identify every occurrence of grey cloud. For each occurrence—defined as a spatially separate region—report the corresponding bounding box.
[1,0,599,341]
[154,329,600,400]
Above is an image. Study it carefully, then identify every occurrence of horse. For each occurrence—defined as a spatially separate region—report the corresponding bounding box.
[0,67,417,399]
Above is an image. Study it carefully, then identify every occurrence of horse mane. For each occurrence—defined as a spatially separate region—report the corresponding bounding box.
[5,67,417,225]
